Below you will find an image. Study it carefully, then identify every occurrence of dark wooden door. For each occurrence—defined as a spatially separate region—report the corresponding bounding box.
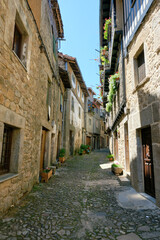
[70,131,74,155]
[40,129,47,171]
[142,127,155,197]
[125,123,130,172]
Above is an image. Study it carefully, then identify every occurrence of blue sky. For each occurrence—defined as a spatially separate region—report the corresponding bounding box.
[58,0,100,96]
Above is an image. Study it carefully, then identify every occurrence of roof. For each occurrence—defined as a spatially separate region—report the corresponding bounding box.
[94,98,103,106]
[58,53,89,97]
[59,66,71,88]
[51,0,64,38]
[88,88,96,96]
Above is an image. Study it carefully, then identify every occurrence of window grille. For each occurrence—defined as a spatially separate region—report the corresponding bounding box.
[0,125,12,175]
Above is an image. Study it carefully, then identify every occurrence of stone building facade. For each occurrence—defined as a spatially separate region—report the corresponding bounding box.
[0,0,64,214]
[86,88,101,149]
[58,53,89,157]
[100,0,160,207]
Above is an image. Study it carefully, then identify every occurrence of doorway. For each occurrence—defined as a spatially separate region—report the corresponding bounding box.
[124,123,130,172]
[40,128,47,171]
[114,132,118,161]
[69,130,74,155]
[141,127,155,197]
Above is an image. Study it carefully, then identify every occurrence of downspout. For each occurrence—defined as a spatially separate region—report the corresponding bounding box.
[122,0,126,104]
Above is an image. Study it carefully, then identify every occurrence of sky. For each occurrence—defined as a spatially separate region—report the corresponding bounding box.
[58,0,100,97]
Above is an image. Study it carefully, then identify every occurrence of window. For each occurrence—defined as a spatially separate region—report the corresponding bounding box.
[77,84,80,93]
[60,94,63,112]
[137,50,146,83]
[0,125,12,175]
[96,120,98,129]
[13,25,22,59]
[12,16,28,67]
[52,25,57,57]
[96,108,98,114]
[71,97,74,112]
[72,73,76,87]
[82,93,84,102]
[47,80,52,120]
[79,106,81,118]
[89,118,91,125]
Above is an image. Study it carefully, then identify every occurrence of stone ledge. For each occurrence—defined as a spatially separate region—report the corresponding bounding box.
[0,173,19,184]
[132,76,150,94]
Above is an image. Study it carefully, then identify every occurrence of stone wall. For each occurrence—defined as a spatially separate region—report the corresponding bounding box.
[125,0,160,206]
[0,0,61,214]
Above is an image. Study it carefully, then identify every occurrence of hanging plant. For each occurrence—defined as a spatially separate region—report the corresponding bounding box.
[106,72,119,113]
[106,102,112,112]
[100,45,109,66]
[103,18,112,40]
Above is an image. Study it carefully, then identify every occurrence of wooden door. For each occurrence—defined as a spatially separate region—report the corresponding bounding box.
[125,123,130,172]
[142,127,155,197]
[40,129,47,171]
[70,131,74,155]
[86,136,91,146]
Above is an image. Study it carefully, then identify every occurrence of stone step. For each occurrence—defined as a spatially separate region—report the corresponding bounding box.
[118,175,131,186]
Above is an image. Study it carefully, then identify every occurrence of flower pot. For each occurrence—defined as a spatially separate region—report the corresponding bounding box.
[109,157,114,161]
[112,166,123,176]
[59,157,65,163]
[41,169,52,183]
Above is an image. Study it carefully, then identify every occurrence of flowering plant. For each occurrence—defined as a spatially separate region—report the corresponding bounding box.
[104,18,112,40]
[100,45,109,65]
[43,167,51,173]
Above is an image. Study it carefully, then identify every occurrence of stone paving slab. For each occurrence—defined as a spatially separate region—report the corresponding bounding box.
[0,149,160,240]
[117,233,141,240]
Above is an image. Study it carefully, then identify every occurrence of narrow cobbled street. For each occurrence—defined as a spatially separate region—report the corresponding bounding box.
[0,150,160,240]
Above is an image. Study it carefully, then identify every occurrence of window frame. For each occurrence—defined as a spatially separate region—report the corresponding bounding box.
[0,125,13,175]
[71,96,74,112]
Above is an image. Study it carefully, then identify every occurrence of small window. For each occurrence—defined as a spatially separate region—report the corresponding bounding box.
[13,25,22,59]
[96,108,98,114]
[52,26,57,57]
[0,125,12,175]
[89,118,91,125]
[137,50,146,83]
[47,80,52,107]
[12,18,28,67]
[47,80,52,120]
[60,93,63,112]
[82,93,84,102]
[71,97,74,112]
[79,107,81,118]
[72,73,76,87]
[96,120,98,129]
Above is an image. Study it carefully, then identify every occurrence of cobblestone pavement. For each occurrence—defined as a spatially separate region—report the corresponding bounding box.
[0,149,160,240]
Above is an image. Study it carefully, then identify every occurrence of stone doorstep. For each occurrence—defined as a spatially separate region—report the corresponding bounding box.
[118,175,131,186]
[52,162,61,169]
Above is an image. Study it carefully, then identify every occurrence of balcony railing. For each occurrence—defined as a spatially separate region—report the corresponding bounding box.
[123,0,154,54]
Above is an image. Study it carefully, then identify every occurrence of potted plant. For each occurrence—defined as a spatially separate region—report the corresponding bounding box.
[41,167,53,183]
[103,18,112,40]
[107,154,114,161]
[59,148,66,163]
[111,163,123,175]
